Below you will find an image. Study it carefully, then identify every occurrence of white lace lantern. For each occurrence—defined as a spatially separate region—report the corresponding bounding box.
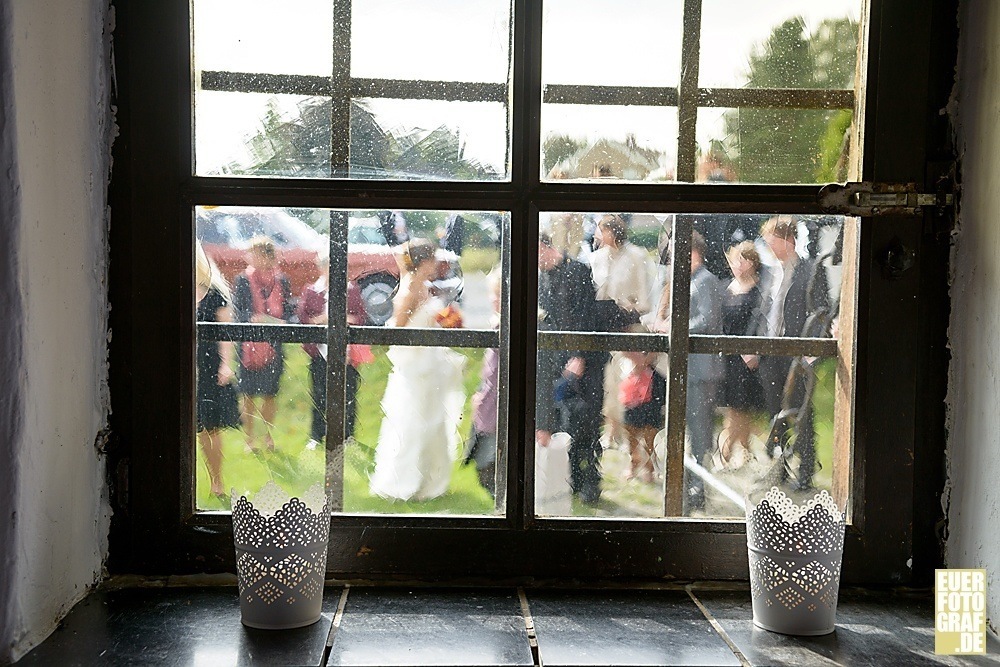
[231,482,330,629]
[746,486,846,636]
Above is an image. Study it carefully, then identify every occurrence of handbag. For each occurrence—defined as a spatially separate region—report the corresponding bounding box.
[619,367,654,409]
[241,341,276,371]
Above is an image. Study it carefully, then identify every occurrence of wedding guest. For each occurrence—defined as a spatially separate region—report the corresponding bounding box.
[233,236,293,452]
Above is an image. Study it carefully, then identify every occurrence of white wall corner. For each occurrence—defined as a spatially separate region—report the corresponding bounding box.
[945,0,1000,638]
[6,0,115,660]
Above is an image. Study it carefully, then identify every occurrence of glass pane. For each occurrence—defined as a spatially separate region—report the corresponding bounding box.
[347,210,505,328]
[679,212,848,378]
[534,213,854,520]
[351,99,509,181]
[352,0,512,83]
[348,346,500,515]
[195,206,328,511]
[194,91,332,177]
[699,1,861,89]
[542,0,683,87]
[685,215,852,520]
[345,211,506,516]
[536,212,667,518]
[697,107,854,184]
[195,206,509,516]
[194,342,327,511]
[195,94,509,180]
[541,105,678,182]
[697,354,837,520]
[192,0,334,77]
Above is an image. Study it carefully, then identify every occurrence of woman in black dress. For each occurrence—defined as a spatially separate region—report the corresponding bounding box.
[195,243,240,497]
[233,236,293,452]
[716,241,765,470]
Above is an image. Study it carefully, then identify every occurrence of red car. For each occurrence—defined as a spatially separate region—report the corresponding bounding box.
[196,207,401,325]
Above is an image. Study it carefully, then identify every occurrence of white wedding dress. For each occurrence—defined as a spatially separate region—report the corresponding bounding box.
[369,294,466,501]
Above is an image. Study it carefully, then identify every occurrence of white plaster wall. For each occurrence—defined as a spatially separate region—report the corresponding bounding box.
[947,0,1000,637]
[7,0,112,660]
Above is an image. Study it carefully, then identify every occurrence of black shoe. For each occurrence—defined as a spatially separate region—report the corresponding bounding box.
[578,487,601,506]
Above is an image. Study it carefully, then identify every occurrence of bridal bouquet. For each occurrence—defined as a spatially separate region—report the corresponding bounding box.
[435,303,463,329]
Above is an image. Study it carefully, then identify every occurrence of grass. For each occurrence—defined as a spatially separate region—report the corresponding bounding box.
[195,344,495,515]
[197,348,839,517]
[458,246,500,276]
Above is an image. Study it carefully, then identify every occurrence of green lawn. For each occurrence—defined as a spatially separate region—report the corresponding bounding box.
[196,344,495,515]
[197,349,839,517]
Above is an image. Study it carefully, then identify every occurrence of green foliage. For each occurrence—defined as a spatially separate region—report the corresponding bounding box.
[235,98,499,181]
[720,17,858,184]
[542,134,587,174]
[459,247,501,275]
[816,109,853,183]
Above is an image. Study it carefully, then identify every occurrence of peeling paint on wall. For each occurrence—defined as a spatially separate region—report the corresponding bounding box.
[946,0,1000,640]
[4,0,116,660]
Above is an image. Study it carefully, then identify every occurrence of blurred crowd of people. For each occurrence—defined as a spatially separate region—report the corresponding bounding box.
[194,210,836,514]
[536,212,834,511]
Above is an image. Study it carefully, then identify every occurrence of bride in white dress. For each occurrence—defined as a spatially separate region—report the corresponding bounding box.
[369,240,466,501]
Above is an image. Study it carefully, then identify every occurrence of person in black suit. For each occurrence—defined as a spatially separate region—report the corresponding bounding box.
[749,215,831,489]
[535,234,608,505]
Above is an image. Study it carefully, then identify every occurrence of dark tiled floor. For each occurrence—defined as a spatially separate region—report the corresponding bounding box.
[18,584,1000,666]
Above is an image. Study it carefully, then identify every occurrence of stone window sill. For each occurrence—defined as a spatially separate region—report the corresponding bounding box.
[19,581,1000,666]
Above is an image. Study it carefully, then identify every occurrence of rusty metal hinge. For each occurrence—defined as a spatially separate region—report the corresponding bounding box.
[818,182,955,217]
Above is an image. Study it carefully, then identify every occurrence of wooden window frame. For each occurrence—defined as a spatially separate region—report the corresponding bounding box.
[106,0,955,583]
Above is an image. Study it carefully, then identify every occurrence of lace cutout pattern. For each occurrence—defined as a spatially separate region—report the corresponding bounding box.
[232,483,330,610]
[747,487,845,616]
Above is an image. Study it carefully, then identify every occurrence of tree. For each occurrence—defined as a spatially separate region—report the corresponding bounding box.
[718,17,858,184]
[233,97,499,181]
[542,134,587,175]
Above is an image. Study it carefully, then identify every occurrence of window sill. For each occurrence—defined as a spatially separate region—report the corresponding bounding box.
[19,581,998,666]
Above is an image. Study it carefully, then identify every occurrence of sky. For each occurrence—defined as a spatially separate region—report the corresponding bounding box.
[192,0,861,177]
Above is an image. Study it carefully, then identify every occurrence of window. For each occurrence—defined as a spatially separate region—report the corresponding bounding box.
[108,0,953,582]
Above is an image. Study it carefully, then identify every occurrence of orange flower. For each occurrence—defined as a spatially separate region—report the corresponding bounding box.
[435,304,463,329]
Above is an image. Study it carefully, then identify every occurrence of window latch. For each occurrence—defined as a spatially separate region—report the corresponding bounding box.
[817,181,955,217]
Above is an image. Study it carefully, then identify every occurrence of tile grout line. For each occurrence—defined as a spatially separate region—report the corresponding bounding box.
[686,585,752,667]
[517,587,543,667]
[321,584,351,667]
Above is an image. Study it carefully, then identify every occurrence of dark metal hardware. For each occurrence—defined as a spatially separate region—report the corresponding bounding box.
[880,237,916,278]
[818,181,955,216]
